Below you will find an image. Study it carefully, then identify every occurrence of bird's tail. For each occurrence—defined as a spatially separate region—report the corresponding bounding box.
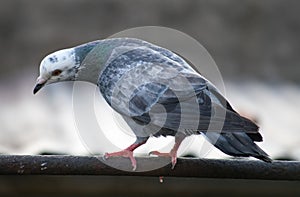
[203,131,272,162]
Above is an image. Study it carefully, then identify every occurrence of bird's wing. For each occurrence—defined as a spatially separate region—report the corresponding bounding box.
[104,46,219,129]
[99,45,260,138]
[111,62,209,118]
[100,45,207,116]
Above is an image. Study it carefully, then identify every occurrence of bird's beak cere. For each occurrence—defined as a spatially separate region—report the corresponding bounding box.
[33,77,47,94]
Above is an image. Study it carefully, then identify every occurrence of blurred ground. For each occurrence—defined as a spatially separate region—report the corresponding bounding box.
[1,78,299,161]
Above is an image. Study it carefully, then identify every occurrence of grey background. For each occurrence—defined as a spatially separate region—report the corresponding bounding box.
[0,0,299,160]
[0,0,299,82]
[0,0,300,195]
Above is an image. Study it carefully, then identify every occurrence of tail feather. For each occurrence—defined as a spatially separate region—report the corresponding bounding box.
[203,132,271,162]
[240,116,263,142]
[202,85,270,161]
[221,109,262,142]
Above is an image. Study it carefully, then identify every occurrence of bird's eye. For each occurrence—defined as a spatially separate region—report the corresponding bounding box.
[52,69,62,76]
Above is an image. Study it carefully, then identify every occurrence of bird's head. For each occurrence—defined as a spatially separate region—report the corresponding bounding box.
[33,48,79,94]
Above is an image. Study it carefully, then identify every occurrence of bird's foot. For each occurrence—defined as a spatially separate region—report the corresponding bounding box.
[104,150,137,171]
[103,141,148,171]
[149,150,178,169]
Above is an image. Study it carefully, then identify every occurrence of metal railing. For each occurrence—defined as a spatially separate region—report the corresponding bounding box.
[0,155,299,180]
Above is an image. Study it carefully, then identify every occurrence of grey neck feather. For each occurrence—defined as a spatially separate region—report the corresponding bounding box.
[74,39,115,84]
[74,38,153,85]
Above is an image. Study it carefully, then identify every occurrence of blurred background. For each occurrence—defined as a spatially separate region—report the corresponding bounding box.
[1,0,300,196]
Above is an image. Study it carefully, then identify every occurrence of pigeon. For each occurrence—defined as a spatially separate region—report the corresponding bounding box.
[33,38,271,170]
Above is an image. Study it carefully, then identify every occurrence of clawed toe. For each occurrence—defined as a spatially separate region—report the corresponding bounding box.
[149,151,170,157]
[103,150,137,171]
[149,150,178,169]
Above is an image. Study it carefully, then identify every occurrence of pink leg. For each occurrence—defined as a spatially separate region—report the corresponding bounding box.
[104,141,146,171]
[149,133,186,169]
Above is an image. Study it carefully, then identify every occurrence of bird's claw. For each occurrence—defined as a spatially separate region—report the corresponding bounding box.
[102,153,109,160]
[149,150,177,169]
[103,150,137,171]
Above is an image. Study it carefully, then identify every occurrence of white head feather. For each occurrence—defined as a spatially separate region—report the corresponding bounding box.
[34,48,79,94]
[39,48,78,83]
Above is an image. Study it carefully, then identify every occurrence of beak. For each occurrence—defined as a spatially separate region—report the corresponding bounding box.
[33,77,47,94]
